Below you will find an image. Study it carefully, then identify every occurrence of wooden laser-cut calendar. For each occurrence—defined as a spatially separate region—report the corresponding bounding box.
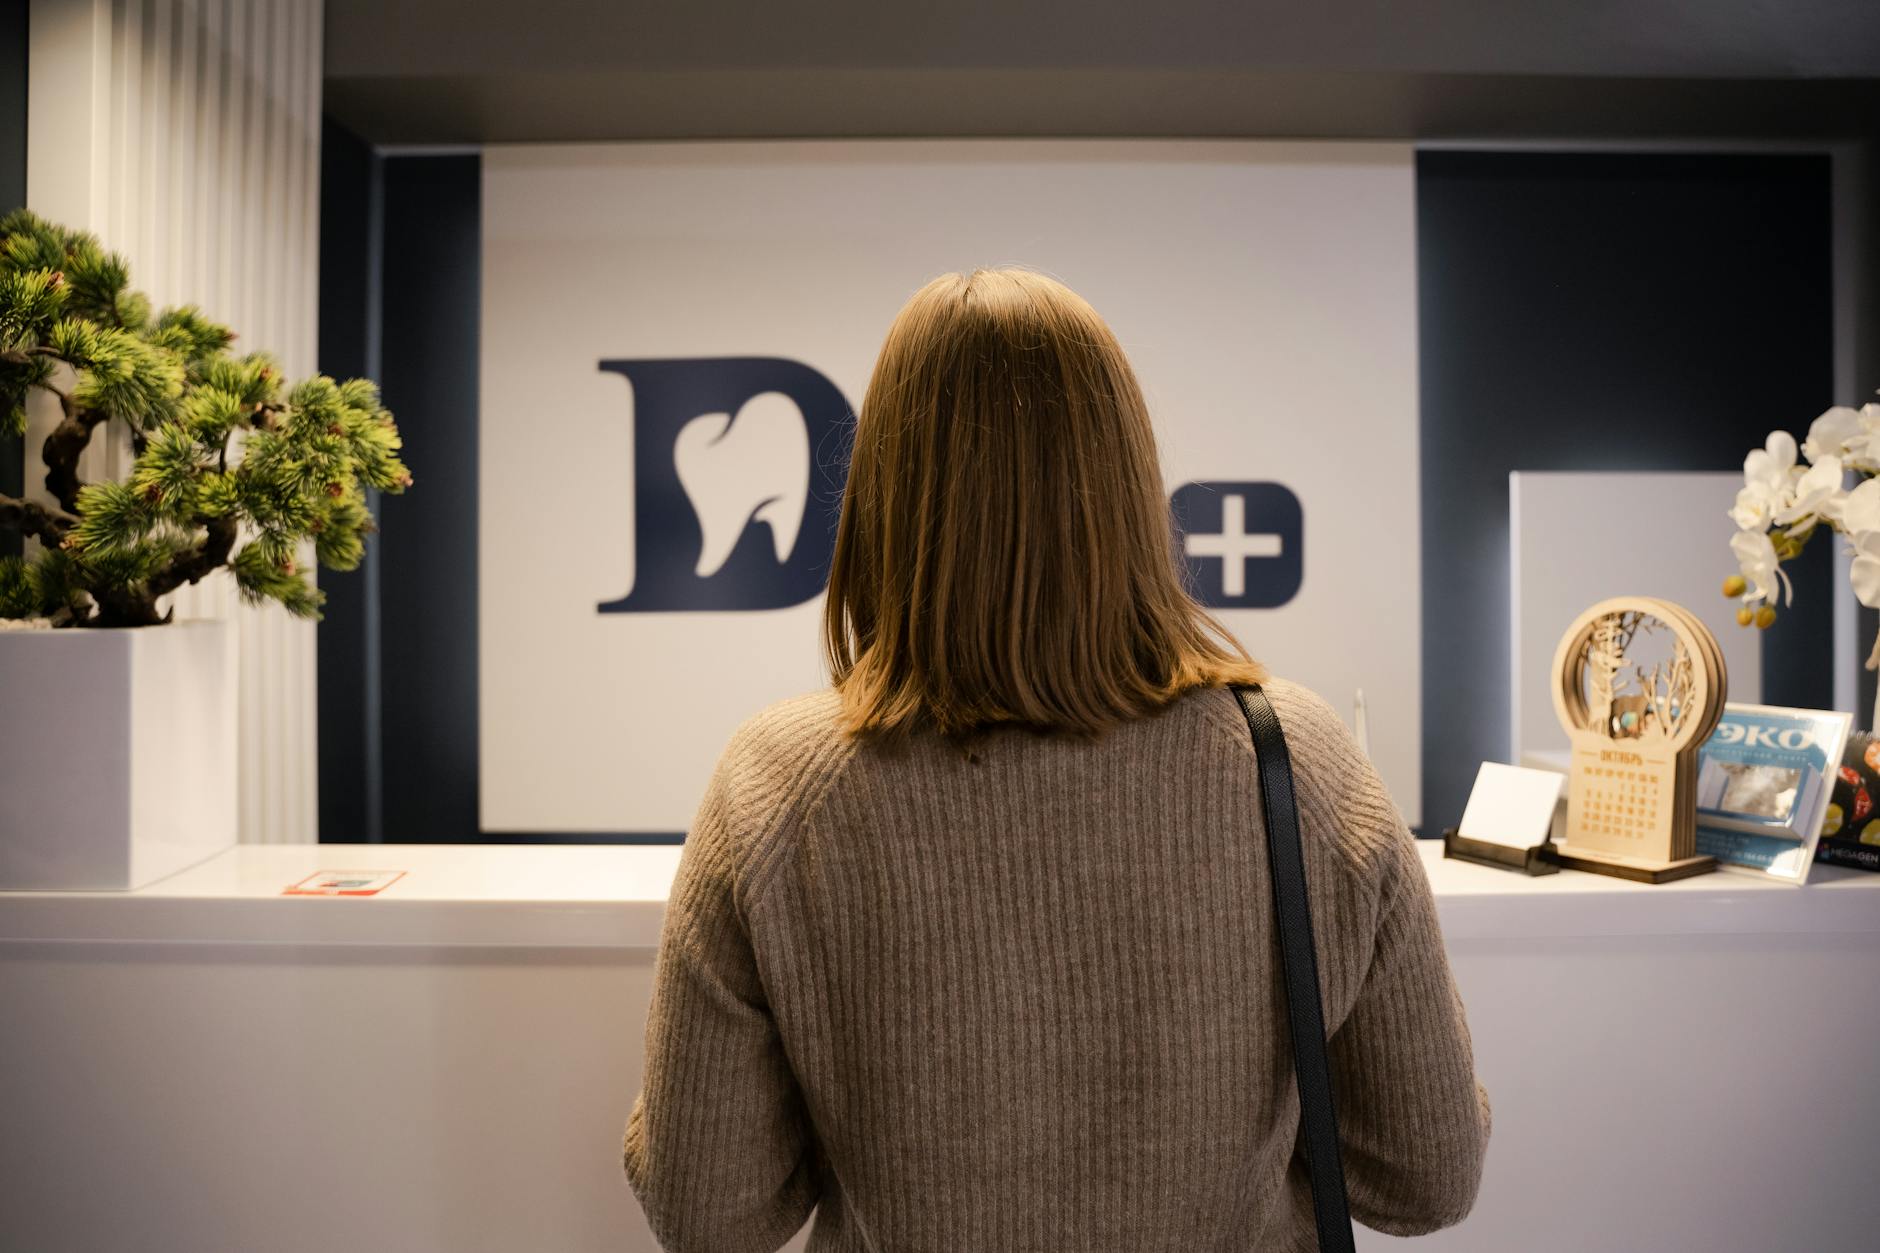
[1549,597,1725,883]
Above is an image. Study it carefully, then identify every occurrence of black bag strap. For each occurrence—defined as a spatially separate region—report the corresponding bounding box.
[1232,684,1356,1253]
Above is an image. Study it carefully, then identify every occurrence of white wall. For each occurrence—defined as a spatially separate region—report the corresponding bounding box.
[25,0,324,842]
[481,140,1423,832]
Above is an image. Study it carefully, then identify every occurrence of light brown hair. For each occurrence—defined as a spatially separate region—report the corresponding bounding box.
[822,268,1266,740]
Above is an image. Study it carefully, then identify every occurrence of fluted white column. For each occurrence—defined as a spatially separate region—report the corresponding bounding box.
[26,0,325,843]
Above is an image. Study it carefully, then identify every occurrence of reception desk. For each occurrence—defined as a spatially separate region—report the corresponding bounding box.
[2,843,1877,1252]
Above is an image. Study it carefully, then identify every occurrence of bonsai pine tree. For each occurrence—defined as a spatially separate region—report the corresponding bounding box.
[0,210,409,627]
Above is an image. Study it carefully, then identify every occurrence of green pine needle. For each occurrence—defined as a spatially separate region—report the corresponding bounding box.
[69,481,156,554]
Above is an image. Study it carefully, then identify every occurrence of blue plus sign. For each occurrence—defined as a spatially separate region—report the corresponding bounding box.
[1169,481,1304,609]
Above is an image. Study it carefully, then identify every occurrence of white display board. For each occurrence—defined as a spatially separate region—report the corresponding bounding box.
[1510,471,1761,769]
[480,141,1421,834]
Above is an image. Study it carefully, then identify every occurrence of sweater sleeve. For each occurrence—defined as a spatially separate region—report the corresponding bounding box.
[623,751,820,1253]
[1328,818,1493,1236]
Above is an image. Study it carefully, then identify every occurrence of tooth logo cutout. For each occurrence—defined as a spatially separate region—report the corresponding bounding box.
[596,357,851,613]
[674,392,809,580]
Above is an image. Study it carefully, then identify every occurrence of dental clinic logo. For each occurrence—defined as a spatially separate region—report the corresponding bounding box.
[595,357,851,613]
[1170,481,1303,609]
[594,358,1302,616]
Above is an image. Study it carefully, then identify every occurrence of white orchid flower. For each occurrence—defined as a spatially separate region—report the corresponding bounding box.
[1852,531,1880,610]
[1842,478,1880,536]
[1857,404,1880,473]
[1729,482,1781,530]
[1731,528,1792,606]
[1743,430,1798,491]
[1802,407,1863,465]
[1772,455,1845,528]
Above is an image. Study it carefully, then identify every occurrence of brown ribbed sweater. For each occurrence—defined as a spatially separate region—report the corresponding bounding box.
[624,678,1490,1252]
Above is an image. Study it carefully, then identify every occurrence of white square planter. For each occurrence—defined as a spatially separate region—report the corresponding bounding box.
[0,620,236,890]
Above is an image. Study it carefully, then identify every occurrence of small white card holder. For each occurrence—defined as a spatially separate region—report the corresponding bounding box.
[1444,761,1566,875]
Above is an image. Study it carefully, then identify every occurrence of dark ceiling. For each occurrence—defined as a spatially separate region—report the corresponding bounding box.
[323,0,1880,144]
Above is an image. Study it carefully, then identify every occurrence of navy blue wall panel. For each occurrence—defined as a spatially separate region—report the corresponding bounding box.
[1417,151,1834,832]
[1,0,28,560]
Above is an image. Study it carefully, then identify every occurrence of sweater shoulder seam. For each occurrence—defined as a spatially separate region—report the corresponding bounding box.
[1195,683,1380,883]
[732,702,861,915]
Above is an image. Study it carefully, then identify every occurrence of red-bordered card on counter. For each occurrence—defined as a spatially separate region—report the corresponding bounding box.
[283,870,407,897]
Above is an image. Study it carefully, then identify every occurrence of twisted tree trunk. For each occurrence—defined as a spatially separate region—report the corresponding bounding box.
[83,515,240,628]
[40,388,110,515]
[0,493,77,544]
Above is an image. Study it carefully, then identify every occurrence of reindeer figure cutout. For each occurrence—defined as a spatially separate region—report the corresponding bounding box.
[1550,597,1725,882]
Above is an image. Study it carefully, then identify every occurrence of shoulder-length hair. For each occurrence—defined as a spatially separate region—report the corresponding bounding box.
[822,268,1266,740]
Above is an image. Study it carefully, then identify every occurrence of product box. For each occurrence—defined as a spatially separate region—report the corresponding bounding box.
[1817,729,1880,873]
[1693,703,1852,884]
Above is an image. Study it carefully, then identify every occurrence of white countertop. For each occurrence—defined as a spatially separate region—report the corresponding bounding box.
[1,841,1874,949]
